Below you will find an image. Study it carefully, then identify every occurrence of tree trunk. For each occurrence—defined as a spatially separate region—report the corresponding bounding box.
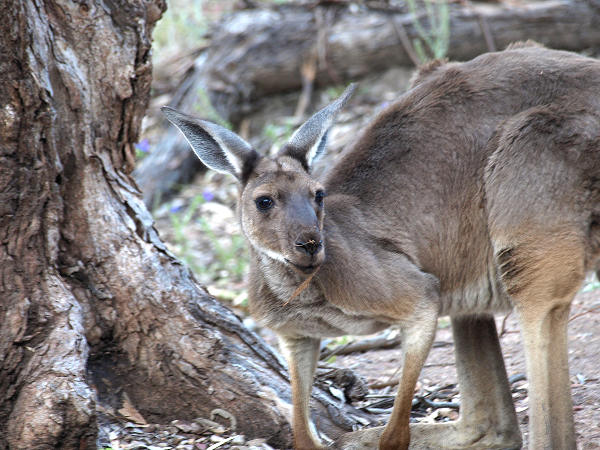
[135,0,600,207]
[0,1,368,448]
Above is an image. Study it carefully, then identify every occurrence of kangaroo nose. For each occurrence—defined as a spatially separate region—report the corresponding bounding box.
[295,237,323,256]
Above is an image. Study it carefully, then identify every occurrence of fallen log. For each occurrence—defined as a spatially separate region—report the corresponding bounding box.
[200,0,600,122]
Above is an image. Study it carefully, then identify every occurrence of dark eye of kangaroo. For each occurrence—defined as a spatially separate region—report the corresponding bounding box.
[315,190,325,207]
[255,196,274,211]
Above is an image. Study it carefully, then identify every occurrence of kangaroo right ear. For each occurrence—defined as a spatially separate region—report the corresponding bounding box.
[278,84,356,171]
[161,106,259,180]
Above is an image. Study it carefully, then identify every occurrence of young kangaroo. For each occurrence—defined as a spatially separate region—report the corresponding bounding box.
[163,43,600,450]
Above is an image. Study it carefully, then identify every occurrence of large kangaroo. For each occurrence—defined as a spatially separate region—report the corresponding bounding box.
[163,43,600,449]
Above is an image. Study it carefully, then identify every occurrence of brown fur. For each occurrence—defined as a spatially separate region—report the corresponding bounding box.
[164,43,600,450]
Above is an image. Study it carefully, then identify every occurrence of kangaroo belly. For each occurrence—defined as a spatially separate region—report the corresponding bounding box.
[440,256,513,316]
[439,269,513,316]
[272,305,389,338]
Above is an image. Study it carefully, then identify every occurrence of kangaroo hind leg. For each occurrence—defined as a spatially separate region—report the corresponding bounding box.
[484,104,598,449]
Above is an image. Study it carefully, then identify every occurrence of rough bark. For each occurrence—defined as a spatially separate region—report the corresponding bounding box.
[135,0,600,207]
[0,1,368,448]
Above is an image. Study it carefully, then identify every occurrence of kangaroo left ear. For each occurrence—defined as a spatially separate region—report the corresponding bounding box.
[279,84,356,171]
[161,106,259,181]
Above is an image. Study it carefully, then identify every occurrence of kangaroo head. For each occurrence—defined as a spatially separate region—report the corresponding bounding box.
[162,84,355,275]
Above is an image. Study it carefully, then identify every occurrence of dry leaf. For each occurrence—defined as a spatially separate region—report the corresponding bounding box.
[118,393,147,425]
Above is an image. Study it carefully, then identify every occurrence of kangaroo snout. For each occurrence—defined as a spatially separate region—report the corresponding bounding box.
[294,233,323,256]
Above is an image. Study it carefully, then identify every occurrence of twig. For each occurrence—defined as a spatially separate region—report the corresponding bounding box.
[509,373,526,385]
[315,7,342,84]
[294,55,318,121]
[370,378,402,389]
[238,118,251,141]
[390,17,422,67]
[320,332,402,360]
[371,364,455,388]
[499,311,512,338]
[462,0,496,52]
[361,396,395,411]
[364,383,461,411]
[366,341,453,389]
[283,268,320,306]
[424,362,454,368]
[322,337,451,361]
[423,382,457,400]
[366,393,397,399]
[477,13,496,52]
[365,407,394,414]
[569,303,600,322]
[417,396,460,409]
[207,436,237,450]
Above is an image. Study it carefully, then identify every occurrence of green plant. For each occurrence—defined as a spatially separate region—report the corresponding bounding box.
[170,194,205,273]
[325,85,347,100]
[323,335,351,364]
[197,215,248,281]
[262,118,297,151]
[134,139,151,160]
[169,193,248,286]
[407,0,450,64]
[437,316,450,328]
[582,278,600,292]
[153,0,208,63]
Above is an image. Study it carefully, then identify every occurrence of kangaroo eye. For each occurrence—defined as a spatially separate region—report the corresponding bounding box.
[255,196,274,211]
[315,190,325,206]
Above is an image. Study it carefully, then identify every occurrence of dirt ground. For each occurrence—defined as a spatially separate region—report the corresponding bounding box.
[332,289,600,449]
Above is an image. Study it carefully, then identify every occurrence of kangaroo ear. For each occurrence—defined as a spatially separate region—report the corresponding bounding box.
[279,83,356,171]
[161,107,259,180]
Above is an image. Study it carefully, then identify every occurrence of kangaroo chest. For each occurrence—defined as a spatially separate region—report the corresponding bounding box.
[250,263,390,338]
